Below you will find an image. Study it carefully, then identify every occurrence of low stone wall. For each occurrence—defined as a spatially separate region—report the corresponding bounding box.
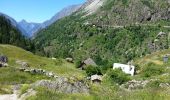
[19,67,59,78]
[19,67,89,94]
[0,62,8,67]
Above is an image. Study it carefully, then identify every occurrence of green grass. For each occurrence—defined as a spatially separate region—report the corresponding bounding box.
[1,44,170,99]
[0,44,85,94]
[0,67,49,85]
[19,84,31,96]
[28,87,93,100]
[0,84,13,94]
[0,44,85,78]
[113,88,170,100]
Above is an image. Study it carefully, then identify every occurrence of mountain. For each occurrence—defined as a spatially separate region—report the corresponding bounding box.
[0,12,27,36]
[34,0,170,64]
[83,0,170,26]
[0,14,34,50]
[1,0,170,99]
[18,4,82,37]
[41,4,82,28]
[18,20,41,37]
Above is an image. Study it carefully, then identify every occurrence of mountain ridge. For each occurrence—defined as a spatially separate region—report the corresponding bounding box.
[18,4,82,37]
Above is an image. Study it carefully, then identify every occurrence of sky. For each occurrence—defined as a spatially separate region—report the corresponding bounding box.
[0,0,86,23]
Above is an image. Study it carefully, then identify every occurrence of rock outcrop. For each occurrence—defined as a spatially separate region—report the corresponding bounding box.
[33,77,89,94]
[120,80,150,90]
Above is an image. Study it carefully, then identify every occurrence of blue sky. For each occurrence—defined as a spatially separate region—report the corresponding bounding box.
[0,0,85,23]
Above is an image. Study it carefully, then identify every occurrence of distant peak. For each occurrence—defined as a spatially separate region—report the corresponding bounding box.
[20,19,27,23]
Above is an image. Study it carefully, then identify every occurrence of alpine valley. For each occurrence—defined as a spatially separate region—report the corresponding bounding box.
[0,0,170,100]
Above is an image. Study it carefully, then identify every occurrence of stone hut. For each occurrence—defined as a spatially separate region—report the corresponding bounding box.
[163,55,169,63]
[91,74,102,84]
[0,55,8,63]
[0,55,8,67]
[79,58,97,69]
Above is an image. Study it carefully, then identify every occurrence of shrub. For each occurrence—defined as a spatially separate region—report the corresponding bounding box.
[75,60,82,68]
[54,59,63,66]
[146,80,161,88]
[107,69,130,85]
[85,65,102,76]
[141,63,164,78]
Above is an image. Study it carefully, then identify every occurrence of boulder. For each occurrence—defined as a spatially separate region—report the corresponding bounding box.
[48,72,54,77]
[24,69,30,73]
[19,68,26,71]
[159,83,170,88]
[33,77,89,94]
[3,63,8,67]
[30,69,36,74]
[22,62,30,68]
[66,58,73,63]
[16,60,30,68]
[51,57,57,60]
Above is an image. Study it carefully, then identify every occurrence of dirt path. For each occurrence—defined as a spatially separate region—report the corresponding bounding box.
[0,94,17,100]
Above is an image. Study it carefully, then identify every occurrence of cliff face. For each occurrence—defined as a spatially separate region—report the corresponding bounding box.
[88,0,170,26]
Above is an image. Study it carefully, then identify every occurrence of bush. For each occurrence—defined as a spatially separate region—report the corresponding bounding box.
[75,60,82,68]
[107,69,130,85]
[146,80,161,88]
[85,66,102,76]
[141,63,164,78]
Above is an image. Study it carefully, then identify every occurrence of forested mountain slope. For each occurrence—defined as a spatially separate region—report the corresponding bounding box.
[34,0,170,65]
[0,15,34,51]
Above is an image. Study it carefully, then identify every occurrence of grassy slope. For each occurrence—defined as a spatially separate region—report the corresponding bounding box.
[89,49,170,100]
[0,44,85,95]
[0,44,85,78]
[30,49,170,100]
[1,44,170,99]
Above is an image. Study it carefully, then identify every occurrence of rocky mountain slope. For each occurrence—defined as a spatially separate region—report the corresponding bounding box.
[82,0,170,26]
[81,0,105,15]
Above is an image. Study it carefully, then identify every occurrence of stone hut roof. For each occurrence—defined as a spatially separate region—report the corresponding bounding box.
[91,74,102,81]
[83,58,97,66]
[0,55,8,63]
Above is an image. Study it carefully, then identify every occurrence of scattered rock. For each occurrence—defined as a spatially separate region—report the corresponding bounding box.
[66,58,73,63]
[120,80,149,90]
[48,72,54,77]
[51,57,57,60]
[16,60,30,68]
[24,69,30,73]
[159,83,170,88]
[22,62,30,68]
[30,69,36,74]
[19,89,36,100]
